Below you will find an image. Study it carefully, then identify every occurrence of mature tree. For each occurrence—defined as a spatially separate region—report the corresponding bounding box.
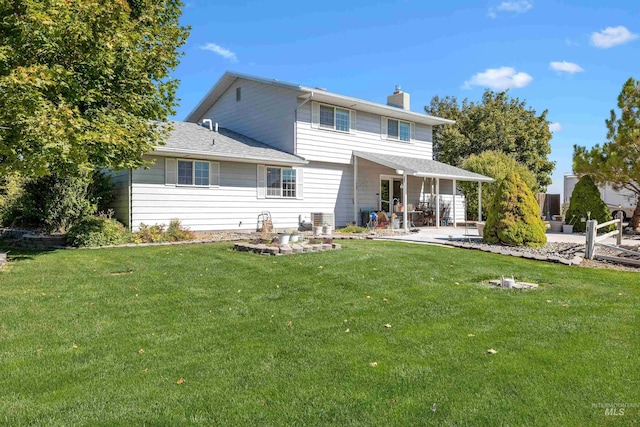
[459,150,538,221]
[426,90,555,190]
[0,0,189,178]
[484,171,547,247]
[573,77,640,230]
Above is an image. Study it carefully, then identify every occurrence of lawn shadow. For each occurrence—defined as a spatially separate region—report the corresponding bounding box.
[0,239,60,262]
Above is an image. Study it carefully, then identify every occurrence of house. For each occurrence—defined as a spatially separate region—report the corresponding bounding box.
[109,71,492,232]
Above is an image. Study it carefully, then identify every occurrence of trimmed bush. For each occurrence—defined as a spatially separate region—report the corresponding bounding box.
[565,175,613,233]
[132,219,195,243]
[460,150,538,221]
[166,219,196,242]
[67,214,130,247]
[337,224,367,234]
[484,171,547,247]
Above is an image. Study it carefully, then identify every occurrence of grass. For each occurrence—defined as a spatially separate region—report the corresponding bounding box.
[0,240,638,425]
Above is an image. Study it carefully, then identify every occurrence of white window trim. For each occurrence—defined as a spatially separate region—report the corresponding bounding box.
[312,101,356,134]
[265,166,297,199]
[383,117,413,142]
[174,159,220,188]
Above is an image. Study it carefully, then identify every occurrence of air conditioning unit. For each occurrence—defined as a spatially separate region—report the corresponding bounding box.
[311,213,335,228]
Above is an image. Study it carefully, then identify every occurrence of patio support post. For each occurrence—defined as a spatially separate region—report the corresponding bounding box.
[452,178,457,228]
[353,156,358,225]
[435,178,440,229]
[403,173,408,232]
[478,182,482,222]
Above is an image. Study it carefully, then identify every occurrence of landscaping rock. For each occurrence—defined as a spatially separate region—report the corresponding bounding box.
[265,246,279,256]
[291,244,304,254]
[279,245,293,255]
[331,243,342,250]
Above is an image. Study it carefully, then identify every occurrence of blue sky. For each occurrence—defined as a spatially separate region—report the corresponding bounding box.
[171,0,639,196]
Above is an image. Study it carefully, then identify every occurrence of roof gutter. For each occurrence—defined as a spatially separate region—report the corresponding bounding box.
[414,172,494,182]
[151,147,308,166]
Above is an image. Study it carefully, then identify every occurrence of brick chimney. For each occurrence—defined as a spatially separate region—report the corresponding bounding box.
[387,85,410,110]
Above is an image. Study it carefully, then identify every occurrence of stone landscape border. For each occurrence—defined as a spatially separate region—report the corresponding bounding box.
[441,240,584,266]
[234,241,342,255]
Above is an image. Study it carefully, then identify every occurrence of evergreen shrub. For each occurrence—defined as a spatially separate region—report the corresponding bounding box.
[565,175,613,233]
[484,171,547,247]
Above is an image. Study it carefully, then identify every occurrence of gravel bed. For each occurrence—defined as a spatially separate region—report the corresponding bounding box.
[442,237,640,271]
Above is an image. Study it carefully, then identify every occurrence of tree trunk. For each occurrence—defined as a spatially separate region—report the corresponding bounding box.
[633,199,640,231]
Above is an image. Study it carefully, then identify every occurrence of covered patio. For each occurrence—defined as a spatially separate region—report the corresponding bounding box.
[352,151,494,231]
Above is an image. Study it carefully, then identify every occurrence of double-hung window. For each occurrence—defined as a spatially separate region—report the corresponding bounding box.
[319,104,351,132]
[387,119,411,142]
[178,160,210,186]
[266,167,296,198]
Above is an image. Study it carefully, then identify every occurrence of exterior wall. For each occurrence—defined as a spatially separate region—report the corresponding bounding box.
[199,78,299,154]
[127,156,355,232]
[106,169,130,227]
[295,102,433,164]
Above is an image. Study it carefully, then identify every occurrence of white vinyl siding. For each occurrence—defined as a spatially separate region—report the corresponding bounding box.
[298,103,433,164]
[199,78,298,153]
[127,158,333,232]
[119,157,466,232]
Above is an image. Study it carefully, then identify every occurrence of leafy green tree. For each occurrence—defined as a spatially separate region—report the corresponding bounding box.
[459,150,538,220]
[2,171,114,233]
[426,90,555,190]
[0,0,189,178]
[565,175,613,233]
[573,77,640,230]
[484,171,547,247]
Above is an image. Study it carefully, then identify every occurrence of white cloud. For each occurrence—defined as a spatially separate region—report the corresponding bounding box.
[590,26,638,48]
[463,67,533,91]
[488,1,533,18]
[549,61,584,74]
[549,122,562,133]
[199,43,238,62]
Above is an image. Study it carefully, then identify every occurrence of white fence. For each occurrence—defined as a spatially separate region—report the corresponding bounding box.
[584,214,623,260]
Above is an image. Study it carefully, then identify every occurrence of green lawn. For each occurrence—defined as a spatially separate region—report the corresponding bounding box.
[0,240,638,425]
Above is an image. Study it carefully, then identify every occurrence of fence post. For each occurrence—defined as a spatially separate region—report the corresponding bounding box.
[585,219,597,260]
[617,211,623,246]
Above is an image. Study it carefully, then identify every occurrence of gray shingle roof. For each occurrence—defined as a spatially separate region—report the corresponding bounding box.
[154,121,306,165]
[354,151,494,182]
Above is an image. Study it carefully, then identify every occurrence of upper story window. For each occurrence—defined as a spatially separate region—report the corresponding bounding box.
[387,119,411,142]
[266,167,297,198]
[382,117,414,142]
[178,160,210,186]
[320,105,350,132]
[312,102,355,133]
[236,87,241,102]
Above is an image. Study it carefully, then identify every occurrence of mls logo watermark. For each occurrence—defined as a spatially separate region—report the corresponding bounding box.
[592,402,637,416]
